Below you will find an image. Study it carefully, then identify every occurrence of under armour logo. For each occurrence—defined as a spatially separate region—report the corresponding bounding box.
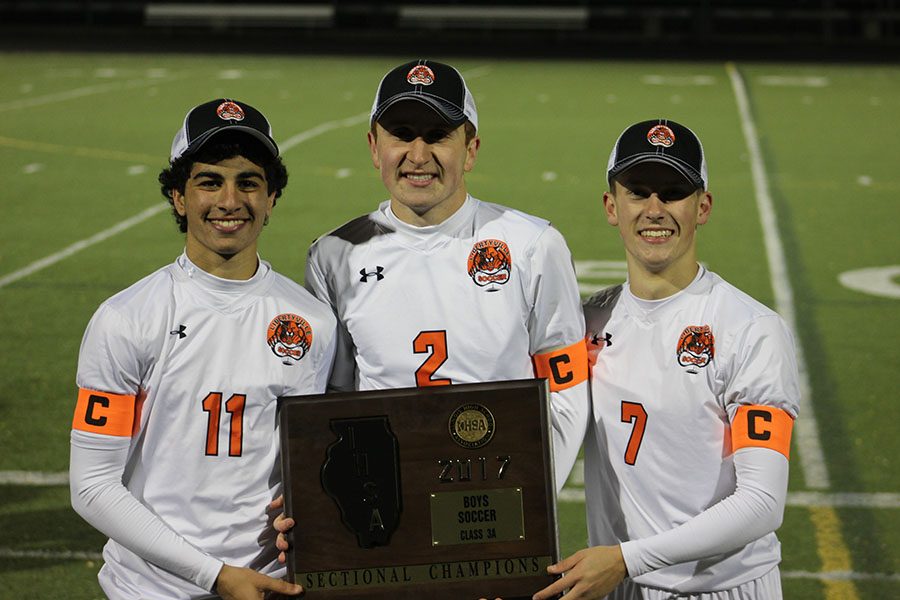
[359,266,385,282]
[590,332,612,347]
[169,324,187,339]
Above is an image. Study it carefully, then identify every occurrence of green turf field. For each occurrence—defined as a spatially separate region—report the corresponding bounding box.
[1,53,897,599]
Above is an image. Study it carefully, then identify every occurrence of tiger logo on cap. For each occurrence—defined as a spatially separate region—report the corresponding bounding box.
[267,313,312,363]
[216,101,245,121]
[407,65,435,86]
[647,124,675,148]
[467,239,511,291]
[676,325,714,368]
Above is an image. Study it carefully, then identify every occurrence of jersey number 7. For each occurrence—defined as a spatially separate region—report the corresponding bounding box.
[621,401,648,465]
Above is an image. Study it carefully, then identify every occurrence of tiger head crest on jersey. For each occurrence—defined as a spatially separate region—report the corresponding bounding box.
[267,313,313,362]
[467,239,512,291]
[676,324,715,369]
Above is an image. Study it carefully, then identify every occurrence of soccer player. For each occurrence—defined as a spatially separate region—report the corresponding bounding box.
[533,119,800,599]
[302,59,590,489]
[69,99,336,600]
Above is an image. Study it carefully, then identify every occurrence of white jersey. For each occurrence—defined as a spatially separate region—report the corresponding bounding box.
[583,267,799,593]
[305,195,589,485]
[71,253,336,598]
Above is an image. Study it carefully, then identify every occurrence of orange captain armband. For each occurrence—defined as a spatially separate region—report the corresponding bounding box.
[532,340,589,392]
[72,388,137,437]
[731,405,794,459]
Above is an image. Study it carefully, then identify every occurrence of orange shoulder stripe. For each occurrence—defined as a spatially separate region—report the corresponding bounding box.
[731,405,794,459]
[533,340,589,392]
[72,388,137,437]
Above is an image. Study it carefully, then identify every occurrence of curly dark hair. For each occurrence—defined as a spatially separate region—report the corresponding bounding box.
[158,133,289,233]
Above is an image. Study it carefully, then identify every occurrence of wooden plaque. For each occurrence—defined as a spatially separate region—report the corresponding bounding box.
[278,379,560,599]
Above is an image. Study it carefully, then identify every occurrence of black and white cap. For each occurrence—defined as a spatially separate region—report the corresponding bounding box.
[370,60,478,131]
[169,98,279,162]
[607,119,708,189]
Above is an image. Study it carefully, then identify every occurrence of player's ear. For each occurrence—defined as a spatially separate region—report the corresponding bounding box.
[696,191,712,225]
[171,189,187,217]
[603,191,618,226]
[367,130,380,170]
[464,135,480,172]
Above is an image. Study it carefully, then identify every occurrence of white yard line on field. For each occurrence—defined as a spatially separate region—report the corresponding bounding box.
[786,492,900,509]
[460,65,494,80]
[564,460,898,507]
[725,62,830,492]
[0,548,104,561]
[12,467,895,509]
[0,470,70,485]
[0,75,187,112]
[0,111,373,289]
[0,203,170,290]
[781,570,900,582]
[280,112,369,151]
[557,486,900,509]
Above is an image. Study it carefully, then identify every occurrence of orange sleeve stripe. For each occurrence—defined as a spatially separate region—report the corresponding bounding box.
[731,405,794,459]
[533,340,589,392]
[72,388,137,437]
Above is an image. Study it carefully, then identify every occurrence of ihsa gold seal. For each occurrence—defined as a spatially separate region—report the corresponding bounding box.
[449,404,495,449]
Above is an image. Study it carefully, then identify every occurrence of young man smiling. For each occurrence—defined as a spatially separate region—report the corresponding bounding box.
[69,99,336,600]
[303,60,589,485]
[532,119,801,599]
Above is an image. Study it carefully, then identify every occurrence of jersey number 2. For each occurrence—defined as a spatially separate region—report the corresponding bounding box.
[202,392,245,457]
[414,330,451,387]
[621,401,647,465]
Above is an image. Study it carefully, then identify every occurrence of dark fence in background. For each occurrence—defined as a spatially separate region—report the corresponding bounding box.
[1,1,898,59]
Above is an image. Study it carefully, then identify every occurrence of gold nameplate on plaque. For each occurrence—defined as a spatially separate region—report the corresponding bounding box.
[430,488,525,546]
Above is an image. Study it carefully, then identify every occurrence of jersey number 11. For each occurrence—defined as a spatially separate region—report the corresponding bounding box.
[202,392,246,457]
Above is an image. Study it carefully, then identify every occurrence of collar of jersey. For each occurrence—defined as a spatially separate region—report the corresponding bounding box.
[175,252,273,311]
[381,194,477,251]
[623,264,707,319]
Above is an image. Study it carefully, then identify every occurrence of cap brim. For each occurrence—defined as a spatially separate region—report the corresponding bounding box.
[608,154,704,189]
[183,125,279,159]
[371,94,468,128]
